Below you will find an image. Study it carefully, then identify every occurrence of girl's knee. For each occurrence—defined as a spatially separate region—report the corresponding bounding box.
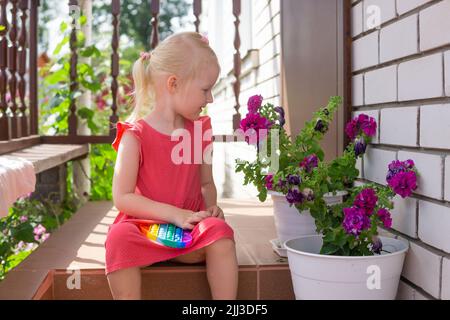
[206,238,235,254]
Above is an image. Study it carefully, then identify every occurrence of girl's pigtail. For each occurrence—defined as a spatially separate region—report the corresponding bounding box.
[126,55,154,123]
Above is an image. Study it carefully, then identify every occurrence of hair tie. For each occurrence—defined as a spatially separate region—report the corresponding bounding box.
[200,33,209,45]
[140,51,152,61]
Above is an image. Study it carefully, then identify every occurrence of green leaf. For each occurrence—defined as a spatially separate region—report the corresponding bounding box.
[80,45,101,58]
[60,21,68,33]
[77,107,94,119]
[53,36,69,55]
[320,243,339,255]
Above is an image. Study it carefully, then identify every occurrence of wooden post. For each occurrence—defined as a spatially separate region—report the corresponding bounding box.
[232,0,241,130]
[18,0,29,137]
[0,0,10,140]
[68,0,79,136]
[150,0,159,49]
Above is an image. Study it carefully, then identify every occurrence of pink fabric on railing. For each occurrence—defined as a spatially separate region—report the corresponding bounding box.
[0,156,36,217]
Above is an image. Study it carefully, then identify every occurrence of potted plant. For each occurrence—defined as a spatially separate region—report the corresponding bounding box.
[235,95,345,252]
[283,112,418,300]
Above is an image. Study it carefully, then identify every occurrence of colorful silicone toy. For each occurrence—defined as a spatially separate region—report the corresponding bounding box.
[140,223,193,249]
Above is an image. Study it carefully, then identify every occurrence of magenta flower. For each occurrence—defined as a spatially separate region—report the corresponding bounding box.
[300,154,319,173]
[345,114,377,139]
[19,216,28,223]
[345,119,358,140]
[357,114,377,137]
[386,159,418,198]
[239,112,272,144]
[377,208,392,228]
[247,95,263,114]
[343,206,371,236]
[353,188,378,216]
[265,174,274,190]
[388,170,417,198]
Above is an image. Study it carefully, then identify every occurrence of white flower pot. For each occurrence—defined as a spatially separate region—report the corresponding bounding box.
[269,191,316,246]
[269,190,347,248]
[284,235,409,300]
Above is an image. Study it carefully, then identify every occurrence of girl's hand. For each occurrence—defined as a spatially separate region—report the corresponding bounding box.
[175,210,211,230]
[206,205,225,220]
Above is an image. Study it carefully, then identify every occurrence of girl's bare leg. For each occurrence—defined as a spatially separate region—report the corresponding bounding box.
[205,238,238,300]
[107,266,142,300]
[170,238,239,299]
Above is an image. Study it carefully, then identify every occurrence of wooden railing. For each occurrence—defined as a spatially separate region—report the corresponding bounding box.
[0,0,244,155]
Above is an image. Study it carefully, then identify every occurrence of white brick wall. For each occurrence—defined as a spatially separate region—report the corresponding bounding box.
[445,156,450,201]
[363,147,396,184]
[397,280,431,300]
[419,0,450,51]
[365,65,397,104]
[398,53,443,101]
[352,74,364,106]
[380,14,418,63]
[352,0,450,300]
[380,107,418,146]
[420,104,450,149]
[398,151,443,200]
[396,0,431,15]
[418,200,450,253]
[402,241,442,299]
[392,195,417,238]
[445,51,450,96]
[442,258,450,300]
[352,2,363,37]
[352,32,379,71]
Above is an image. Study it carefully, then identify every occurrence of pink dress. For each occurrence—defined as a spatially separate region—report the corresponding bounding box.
[104,116,235,275]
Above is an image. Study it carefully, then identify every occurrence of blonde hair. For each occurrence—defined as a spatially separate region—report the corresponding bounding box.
[125,31,220,123]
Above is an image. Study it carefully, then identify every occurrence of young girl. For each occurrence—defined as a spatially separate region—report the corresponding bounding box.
[105,32,238,300]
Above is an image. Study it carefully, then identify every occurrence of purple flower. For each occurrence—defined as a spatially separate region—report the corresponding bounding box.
[239,112,272,144]
[287,174,301,185]
[377,208,392,228]
[19,216,28,223]
[342,207,371,236]
[345,119,358,140]
[265,174,274,190]
[247,95,263,114]
[353,188,378,216]
[371,237,383,254]
[274,106,285,118]
[277,179,286,188]
[388,170,417,198]
[300,154,319,173]
[354,137,367,157]
[286,189,305,205]
[314,119,328,133]
[274,106,285,127]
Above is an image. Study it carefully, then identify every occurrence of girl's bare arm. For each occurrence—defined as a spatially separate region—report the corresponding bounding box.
[112,131,192,226]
